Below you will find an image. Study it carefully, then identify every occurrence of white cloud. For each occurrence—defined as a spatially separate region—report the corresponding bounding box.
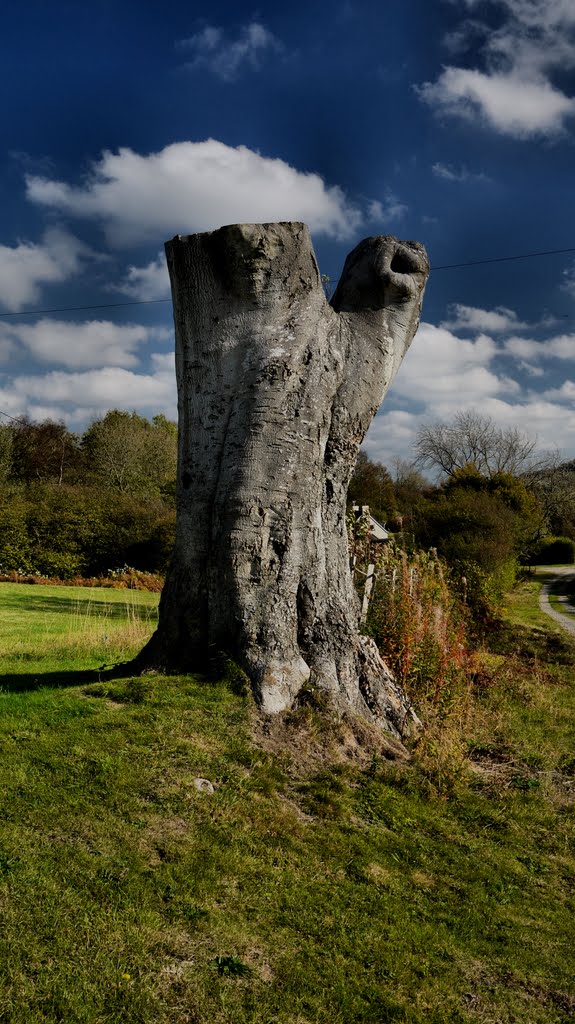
[0,334,177,425]
[13,365,175,411]
[518,361,545,378]
[363,409,423,463]
[368,193,408,223]
[0,385,28,419]
[0,318,159,369]
[362,320,563,464]
[540,380,575,401]
[368,393,575,470]
[417,0,575,138]
[178,21,280,81]
[419,68,574,139]
[0,228,91,312]
[390,323,518,410]
[431,162,490,183]
[442,304,526,333]
[150,351,175,373]
[26,140,363,246]
[505,333,575,361]
[115,251,170,300]
[470,0,575,71]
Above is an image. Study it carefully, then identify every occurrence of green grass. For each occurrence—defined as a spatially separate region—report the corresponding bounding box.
[0,582,159,678]
[0,584,574,1022]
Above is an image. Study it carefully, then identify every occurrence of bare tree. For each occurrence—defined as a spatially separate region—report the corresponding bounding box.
[133,222,429,737]
[414,410,537,479]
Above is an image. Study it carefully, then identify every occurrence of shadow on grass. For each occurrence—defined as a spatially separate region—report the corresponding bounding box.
[488,618,575,665]
[0,663,135,694]
[0,594,157,619]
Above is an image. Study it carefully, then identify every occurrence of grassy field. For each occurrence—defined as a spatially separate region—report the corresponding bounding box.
[0,582,574,1022]
[0,582,159,680]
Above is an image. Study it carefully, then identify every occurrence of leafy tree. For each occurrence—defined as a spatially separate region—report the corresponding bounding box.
[443,466,545,560]
[415,410,537,479]
[416,465,545,618]
[10,419,81,485]
[82,410,177,495]
[0,483,175,578]
[348,451,396,523]
[0,424,12,483]
[532,536,575,565]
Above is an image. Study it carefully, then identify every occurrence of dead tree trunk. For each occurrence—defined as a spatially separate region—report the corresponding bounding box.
[136,222,429,737]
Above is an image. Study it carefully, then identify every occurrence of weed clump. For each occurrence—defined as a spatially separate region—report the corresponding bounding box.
[366,548,470,709]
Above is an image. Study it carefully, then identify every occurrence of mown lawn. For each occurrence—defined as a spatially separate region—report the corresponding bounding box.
[0,582,574,1023]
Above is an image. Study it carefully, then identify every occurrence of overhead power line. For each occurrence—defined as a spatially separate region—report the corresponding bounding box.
[0,298,169,319]
[0,409,26,423]
[431,246,575,271]
[0,245,573,319]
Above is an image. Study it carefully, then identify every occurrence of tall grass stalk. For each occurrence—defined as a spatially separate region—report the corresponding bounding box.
[366,548,470,710]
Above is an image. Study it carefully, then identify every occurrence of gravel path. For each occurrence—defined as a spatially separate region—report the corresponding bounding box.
[538,567,575,637]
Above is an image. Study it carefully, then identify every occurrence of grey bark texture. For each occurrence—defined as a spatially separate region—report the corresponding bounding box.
[136,222,429,738]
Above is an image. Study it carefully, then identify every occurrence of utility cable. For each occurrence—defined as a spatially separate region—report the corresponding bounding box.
[0,298,169,319]
[431,246,575,271]
[0,245,573,319]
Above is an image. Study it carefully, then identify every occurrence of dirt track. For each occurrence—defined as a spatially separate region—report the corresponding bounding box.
[538,567,575,637]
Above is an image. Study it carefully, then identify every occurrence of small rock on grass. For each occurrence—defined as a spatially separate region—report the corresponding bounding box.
[193,777,215,794]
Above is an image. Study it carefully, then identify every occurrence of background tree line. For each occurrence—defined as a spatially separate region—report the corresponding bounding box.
[0,411,177,579]
[2,406,574,600]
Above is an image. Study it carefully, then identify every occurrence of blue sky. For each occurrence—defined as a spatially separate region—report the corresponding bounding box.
[0,0,574,466]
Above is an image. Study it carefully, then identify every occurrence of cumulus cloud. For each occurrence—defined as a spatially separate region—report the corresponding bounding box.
[390,323,518,409]
[417,0,575,138]
[114,251,170,300]
[540,380,575,401]
[441,304,527,333]
[26,140,363,246]
[16,366,173,406]
[0,228,91,312]
[150,351,175,373]
[178,22,281,81]
[504,333,575,361]
[0,319,159,369]
[0,342,177,426]
[369,394,575,468]
[419,68,574,138]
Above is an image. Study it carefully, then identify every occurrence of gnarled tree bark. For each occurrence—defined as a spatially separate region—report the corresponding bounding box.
[135,222,429,738]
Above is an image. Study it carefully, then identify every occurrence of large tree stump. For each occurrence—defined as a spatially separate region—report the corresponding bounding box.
[137,222,429,737]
